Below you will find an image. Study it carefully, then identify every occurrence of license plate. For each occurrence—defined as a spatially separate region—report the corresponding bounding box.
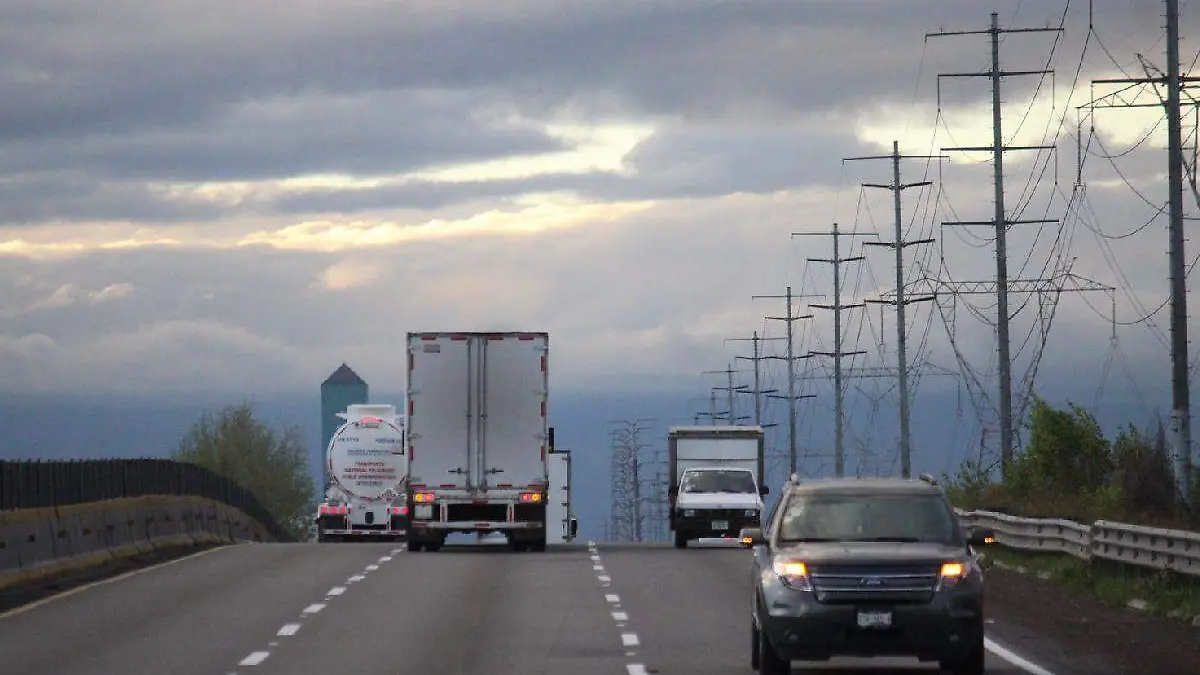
[856,611,892,628]
[415,504,433,519]
[711,520,729,530]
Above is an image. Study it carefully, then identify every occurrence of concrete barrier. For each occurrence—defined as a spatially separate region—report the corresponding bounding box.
[0,495,279,592]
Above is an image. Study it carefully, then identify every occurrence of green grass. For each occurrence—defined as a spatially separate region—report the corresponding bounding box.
[982,545,1200,621]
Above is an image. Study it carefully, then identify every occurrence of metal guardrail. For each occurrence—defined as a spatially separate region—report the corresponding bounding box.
[955,508,1200,577]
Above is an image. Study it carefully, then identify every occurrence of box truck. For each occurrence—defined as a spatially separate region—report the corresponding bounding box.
[667,425,767,548]
[405,332,551,552]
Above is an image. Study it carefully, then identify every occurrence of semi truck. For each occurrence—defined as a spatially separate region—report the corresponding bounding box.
[404,332,551,552]
[547,446,579,544]
[316,403,409,542]
[667,425,767,548]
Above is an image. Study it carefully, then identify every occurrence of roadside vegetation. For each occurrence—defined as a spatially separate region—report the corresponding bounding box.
[941,393,1200,620]
[172,403,316,540]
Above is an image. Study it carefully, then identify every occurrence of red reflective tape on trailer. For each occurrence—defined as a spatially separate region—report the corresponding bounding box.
[408,352,413,371]
[408,399,414,416]
[541,445,546,461]
[487,335,505,341]
[475,522,492,528]
[518,334,536,340]
[410,483,426,488]
[540,400,546,417]
[540,355,546,372]
[496,484,513,489]
[410,446,416,462]
[420,334,438,341]
[451,334,469,341]
[438,483,457,488]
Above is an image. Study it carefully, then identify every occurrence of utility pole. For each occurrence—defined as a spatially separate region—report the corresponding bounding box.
[753,286,823,476]
[927,13,1062,478]
[844,141,944,477]
[726,331,784,426]
[795,224,873,477]
[703,364,750,425]
[608,418,655,541]
[1084,0,1199,503]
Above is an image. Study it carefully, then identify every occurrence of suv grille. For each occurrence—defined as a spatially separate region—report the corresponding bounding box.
[686,508,753,519]
[807,564,940,605]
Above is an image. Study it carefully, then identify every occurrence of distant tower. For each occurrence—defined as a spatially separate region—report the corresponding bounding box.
[320,363,368,489]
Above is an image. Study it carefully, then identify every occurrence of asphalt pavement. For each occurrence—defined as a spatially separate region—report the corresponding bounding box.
[0,537,1090,675]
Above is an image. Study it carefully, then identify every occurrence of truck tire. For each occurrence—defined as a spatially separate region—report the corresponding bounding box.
[674,531,688,549]
[530,529,547,552]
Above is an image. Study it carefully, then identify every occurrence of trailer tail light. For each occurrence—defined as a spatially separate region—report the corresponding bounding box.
[412,492,436,503]
[519,492,542,503]
[390,506,408,515]
[320,505,349,515]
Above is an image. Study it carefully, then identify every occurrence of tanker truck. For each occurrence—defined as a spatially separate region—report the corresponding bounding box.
[316,403,409,542]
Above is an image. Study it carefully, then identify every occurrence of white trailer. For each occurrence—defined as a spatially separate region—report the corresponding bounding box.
[546,447,578,544]
[405,332,551,552]
[316,404,409,542]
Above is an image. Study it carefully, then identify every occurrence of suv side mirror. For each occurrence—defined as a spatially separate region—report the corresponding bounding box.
[738,527,766,548]
[569,517,579,539]
[759,485,770,495]
[667,486,678,497]
[967,527,996,547]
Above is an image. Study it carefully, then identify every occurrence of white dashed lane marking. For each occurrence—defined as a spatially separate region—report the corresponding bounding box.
[227,546,405,673]
[621,632,640,648]
[239,651,270,666]
[589,545,647,673]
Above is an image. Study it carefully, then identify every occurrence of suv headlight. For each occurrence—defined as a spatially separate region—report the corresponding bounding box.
[936,560,971,589]
[772,558,813,591]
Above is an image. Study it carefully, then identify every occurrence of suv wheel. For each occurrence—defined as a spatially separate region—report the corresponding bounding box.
[756,623,790,674]
[942,631,985,675]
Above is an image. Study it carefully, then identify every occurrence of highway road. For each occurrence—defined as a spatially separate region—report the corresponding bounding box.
[0,539,1088,675]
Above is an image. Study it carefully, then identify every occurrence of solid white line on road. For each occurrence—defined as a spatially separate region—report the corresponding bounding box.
[239,651,270,666]
[626,666,647,675]
[302,603,325,614]
[327,586,346,596]
[605,594,620,603]
[986,637,1059,675]
[277,623,301,636]
[621,633,640,647]
[612,611,628,621]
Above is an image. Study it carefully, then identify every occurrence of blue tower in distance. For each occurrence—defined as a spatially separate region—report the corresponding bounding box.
[320,363,368,490]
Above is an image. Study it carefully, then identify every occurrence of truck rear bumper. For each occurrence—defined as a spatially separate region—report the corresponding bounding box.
[321,528,407,536]
[411,521,542,531]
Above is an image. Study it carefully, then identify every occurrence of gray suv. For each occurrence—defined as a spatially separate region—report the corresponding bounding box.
[739,474,995,675]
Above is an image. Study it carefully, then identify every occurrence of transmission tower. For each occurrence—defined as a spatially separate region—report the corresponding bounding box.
[795,224,874,477]
[753,285,823,476]
[844,140,945,478]
[926,12,1064,477]
[726,331,784,427]
[608,418,654,541]
[1082,0,1200,502]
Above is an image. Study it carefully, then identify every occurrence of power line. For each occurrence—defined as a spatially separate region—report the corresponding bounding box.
[795,224,874,477]
[702,364,751,425]
[926,12,1063,477]
[753,286,823,476]
[725,331,784,427]
[1082,0,1200,504]
[845,140,946,478]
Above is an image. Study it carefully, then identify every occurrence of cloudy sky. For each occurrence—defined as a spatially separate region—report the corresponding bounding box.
[0,0,1192,474]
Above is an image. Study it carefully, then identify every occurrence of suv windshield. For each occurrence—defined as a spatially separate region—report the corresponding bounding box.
[777,492,958,544]
[681,469,757,493]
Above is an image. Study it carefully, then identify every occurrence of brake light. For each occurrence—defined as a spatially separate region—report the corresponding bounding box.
[519,492,543,503]
[413,492,436,503]
[319,505,349,515]
[390,506,408,516]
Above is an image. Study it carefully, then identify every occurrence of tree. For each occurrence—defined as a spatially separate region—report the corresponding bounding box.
[173,403,315,539]
[1009,394,1113,498]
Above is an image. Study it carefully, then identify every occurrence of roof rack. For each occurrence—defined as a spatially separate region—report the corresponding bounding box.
[918,473,938,486]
